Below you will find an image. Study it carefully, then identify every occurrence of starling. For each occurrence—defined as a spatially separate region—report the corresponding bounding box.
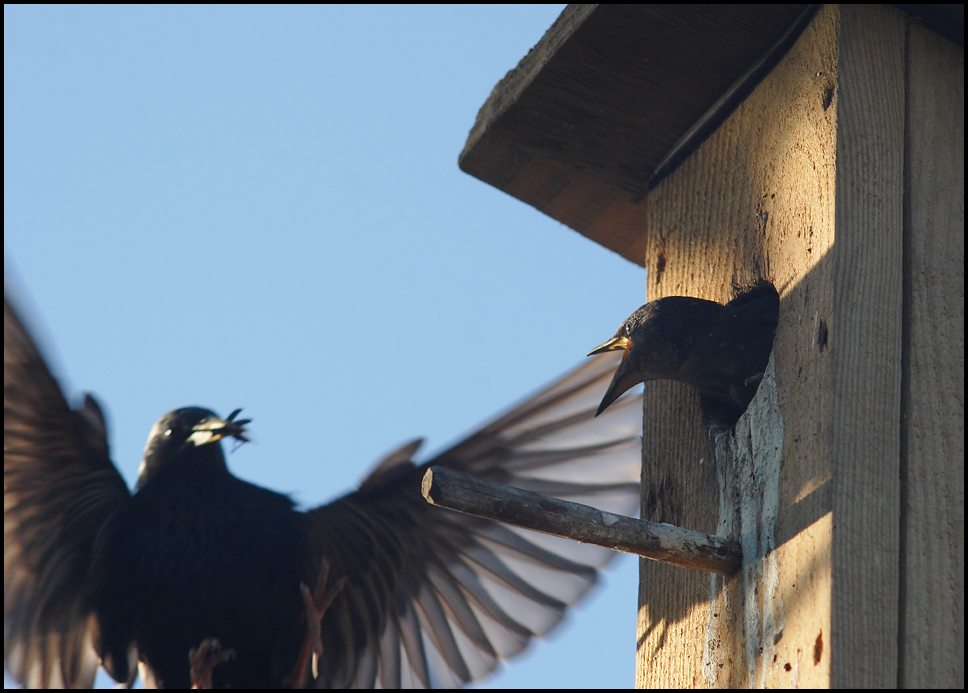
[588,282,779,425]
[4,294,642,688]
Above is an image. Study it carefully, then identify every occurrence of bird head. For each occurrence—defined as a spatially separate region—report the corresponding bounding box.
[136,407,250,490]
[588,305,658,416]
[588,298,705,417]
[589,287,779,422]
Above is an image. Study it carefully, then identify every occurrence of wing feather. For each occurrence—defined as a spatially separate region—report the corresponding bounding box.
[303,352,641,687]
[4,296,130,688]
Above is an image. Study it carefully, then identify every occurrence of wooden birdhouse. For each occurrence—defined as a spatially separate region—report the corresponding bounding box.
[459,5,963,688]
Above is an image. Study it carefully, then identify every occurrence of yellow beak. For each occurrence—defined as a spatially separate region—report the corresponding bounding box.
[587,335,630,357]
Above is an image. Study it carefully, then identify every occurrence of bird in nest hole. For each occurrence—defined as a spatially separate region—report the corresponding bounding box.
[588,281,779,428]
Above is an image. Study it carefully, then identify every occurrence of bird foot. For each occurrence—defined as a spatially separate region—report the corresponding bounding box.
[287,557,346,687]
[189,637,235,689]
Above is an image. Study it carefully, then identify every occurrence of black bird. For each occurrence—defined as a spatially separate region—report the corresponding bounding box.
[588,282,779,425]
[4,294,642,688]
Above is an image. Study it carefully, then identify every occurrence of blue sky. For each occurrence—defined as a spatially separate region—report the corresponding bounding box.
[4,5,646,688]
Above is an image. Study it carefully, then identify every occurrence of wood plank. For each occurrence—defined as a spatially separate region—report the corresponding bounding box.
[636,5,843,686]
[459,4,813,264]
[900,21,965,689]
[830,5,905,686]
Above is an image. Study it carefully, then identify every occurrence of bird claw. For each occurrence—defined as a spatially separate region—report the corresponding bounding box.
[288,557,345,687]
[189,638,235,689]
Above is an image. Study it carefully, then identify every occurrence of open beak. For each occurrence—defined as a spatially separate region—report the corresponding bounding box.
[588,336,640,417]
[188,409,251,447]
[594,356,643,417]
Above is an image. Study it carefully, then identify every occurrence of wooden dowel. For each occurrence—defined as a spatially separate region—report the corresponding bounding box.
[421,465,742,575]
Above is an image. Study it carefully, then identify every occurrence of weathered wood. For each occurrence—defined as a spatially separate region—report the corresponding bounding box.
[829,5,905,687]
[461,2,963,688]
[421,466,742,575]
[636,4,844,686]
[634,5,908,687]
[459,4,813,264]
[899,21,965,689]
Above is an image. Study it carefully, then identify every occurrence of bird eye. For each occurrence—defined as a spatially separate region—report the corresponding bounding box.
[164,429,172,437]
[624,323,632,335]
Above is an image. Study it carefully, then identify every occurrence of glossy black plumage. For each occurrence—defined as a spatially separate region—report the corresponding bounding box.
[589,282,779,425]
[90,408,311,688]
[4,294,642,688]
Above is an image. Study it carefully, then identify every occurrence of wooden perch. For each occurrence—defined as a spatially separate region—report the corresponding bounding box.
[421,466,742,575]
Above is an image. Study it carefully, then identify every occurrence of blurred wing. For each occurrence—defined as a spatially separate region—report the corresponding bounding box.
[304,353,641,687]
[4,295,130,688]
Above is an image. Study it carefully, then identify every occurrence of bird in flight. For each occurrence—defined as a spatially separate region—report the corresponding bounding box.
[4,293,642,688]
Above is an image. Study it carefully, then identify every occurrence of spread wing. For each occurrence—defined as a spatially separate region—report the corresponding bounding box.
[303,352,642,687]
[4,295,130,688]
